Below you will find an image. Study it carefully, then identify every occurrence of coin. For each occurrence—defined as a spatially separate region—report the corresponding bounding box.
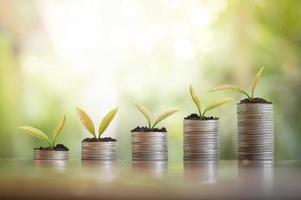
[81,141,117,160]
[183,119,219,161]
[237,104,274,161]
[34,149,69,160]
[132,132,168,161]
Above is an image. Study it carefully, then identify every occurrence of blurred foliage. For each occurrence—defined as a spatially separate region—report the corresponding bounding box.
[0,32,19,157]
[0,0,300,160]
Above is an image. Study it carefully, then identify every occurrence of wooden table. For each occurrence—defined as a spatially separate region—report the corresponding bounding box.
[0,160,300,199]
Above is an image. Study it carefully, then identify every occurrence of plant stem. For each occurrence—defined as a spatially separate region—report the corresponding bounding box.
[51,138,56,149]
[49,141,54,150]
[242,91,251,99]
[201,110,206,118]
[151,122,155,129]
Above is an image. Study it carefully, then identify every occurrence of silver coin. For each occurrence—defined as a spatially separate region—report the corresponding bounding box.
[237,104,274,161]
[183,119,219,161]
[132,132,168,161]
[238,143,274,147]
[81,141,117,160]
[34,149,69,160]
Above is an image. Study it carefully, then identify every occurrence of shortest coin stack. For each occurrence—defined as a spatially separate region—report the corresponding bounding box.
[132,132,168,161]
[237,104,274,160]
[34,150,69,160]
[184,119,219,161]
[82,142,117,160]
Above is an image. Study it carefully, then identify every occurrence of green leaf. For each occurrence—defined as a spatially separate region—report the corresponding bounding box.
[18,126,51,146]
[76,107,96,138]
[152,109,180,128]
[99,107,118,137]
[202,98,233,117]
[207,85,251,98]
[135,104,152,128]
[52,114,66,147]
[190,85,202,116]
[251,67,264,98]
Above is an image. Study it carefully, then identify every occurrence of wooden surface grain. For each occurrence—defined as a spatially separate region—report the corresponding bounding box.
[0,160,300,199]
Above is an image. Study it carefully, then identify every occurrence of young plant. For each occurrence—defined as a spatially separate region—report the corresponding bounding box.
[18,115,66,150]
[76,107,118,139]
[207,67,264,99]
[135,104,179,129]
[190,85,232,117]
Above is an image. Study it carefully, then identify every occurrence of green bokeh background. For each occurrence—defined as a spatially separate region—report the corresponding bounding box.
[0,0,300,160]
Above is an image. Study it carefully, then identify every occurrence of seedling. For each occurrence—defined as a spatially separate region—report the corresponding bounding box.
[76,107,118,139]
[135,104,179,129]
[207,67,264,99]
[18,115,66,150]
[190,85,232,117]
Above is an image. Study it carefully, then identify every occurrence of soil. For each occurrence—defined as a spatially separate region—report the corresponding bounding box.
[239,97,272,104]
[184,113,218,120]
[34,144,69,151]
[131,126,167,132]
[82,137,117,142]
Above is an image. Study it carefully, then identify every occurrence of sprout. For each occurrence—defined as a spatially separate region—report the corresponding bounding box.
[135,104,179,129]
[76,107,118,138]
[18,115,66,150]
[207,67,264,99]
[190,85,232,117]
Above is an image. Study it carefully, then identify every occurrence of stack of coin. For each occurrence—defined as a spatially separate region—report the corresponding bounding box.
[183,119,219,161]
[81,142,117,160]
[237,104,274,160]
[132,132,168,161]
[34,150,69,160]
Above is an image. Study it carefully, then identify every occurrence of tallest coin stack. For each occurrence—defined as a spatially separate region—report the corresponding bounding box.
[237,103,274,160]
